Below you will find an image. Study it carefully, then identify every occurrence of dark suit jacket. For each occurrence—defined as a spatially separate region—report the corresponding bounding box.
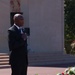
[8,25,28,66]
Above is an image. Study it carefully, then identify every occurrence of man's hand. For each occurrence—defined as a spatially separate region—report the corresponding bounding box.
[22,33,27,40]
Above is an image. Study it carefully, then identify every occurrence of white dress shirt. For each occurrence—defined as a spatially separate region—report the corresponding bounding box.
[14,24,23,34]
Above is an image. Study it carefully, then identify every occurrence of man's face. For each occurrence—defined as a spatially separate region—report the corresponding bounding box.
[18,18,24,27]
[15,16,24,27]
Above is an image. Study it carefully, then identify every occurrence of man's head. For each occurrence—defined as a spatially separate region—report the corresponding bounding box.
[13,14,24,27]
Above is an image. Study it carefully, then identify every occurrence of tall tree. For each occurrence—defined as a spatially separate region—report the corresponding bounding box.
[64,0,75,53]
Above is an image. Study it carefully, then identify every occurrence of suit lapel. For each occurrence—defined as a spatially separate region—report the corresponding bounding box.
[13,25,21,34]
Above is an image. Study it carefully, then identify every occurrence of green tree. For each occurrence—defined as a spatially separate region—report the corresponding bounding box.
[64,0,75,54]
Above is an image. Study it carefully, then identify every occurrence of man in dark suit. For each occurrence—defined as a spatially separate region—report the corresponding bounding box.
[8,14,28,75]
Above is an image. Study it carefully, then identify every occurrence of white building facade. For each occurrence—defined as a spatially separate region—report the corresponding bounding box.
[0,0,64,53]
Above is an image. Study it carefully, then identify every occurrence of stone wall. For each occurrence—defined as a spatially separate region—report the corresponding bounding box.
[0,0,10,53]
[28,0,64,52]
[0,0,64,53]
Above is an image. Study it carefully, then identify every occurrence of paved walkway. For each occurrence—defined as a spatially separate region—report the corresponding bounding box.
[0,62,75,75]
[0,66,66,75]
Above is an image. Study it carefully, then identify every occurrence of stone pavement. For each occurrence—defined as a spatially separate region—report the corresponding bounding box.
[0,53,75,75]
[0,66,66,75]
[0,62,75,75]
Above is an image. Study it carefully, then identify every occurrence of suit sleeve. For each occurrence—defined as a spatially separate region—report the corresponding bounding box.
[8,30,25,51]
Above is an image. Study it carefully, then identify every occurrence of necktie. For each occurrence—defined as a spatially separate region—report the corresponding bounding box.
[19,28,27,40]
[19,28,23,34]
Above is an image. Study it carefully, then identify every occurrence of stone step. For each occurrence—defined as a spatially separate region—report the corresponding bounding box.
[0,53,9,66]
[0,65,10,69]
[28,52,75,65]
[0,56,9,59]
[28,55,75,59]
[28,54,75,60]
[0,59,9,62]
[0,53,75,66]
[0,53,8,56]
[0,61,9,65]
